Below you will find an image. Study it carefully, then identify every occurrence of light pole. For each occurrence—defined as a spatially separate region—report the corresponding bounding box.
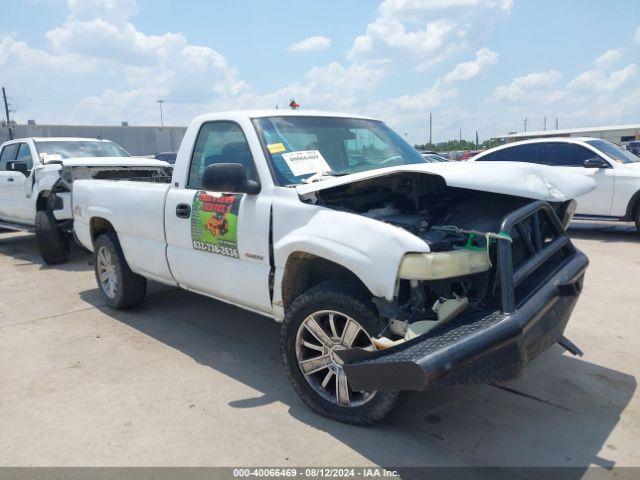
[157,99,165,127]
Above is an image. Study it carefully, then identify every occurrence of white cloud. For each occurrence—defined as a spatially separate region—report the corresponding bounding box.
[493,70,562,102]
[348,0,511,70]
[377,0,513,18]
[348,17,462,60]
[443,47,498,82]
[0,34,96,74]
[594,48,623,69]
[567,64,637,92]
[288,36,331,52]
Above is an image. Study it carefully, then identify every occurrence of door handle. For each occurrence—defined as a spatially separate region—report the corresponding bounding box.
[7,177,14,182]
[175,203,191,219]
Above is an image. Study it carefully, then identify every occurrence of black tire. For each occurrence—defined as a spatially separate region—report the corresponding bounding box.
[35,210,69,265]
[94,233,147,310]
[280,281,406,425]
[634,205,640,232]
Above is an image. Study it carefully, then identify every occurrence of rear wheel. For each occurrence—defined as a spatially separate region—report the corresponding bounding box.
[634,205,640,232]
[35,210,69,265]
[94,233,147,309]
[280,281,406,425]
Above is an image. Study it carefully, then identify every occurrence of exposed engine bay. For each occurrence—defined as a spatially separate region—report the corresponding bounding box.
[302,171,573,346]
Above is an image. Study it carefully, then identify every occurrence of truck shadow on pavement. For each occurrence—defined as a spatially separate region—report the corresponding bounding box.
[79,287,636,476]
[0,231,92,272]
[568,221,639,244]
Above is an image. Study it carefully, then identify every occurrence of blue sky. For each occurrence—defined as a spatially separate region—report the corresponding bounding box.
[1,0,639,143]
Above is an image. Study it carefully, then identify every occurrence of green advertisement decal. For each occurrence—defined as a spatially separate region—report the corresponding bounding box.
[191,191,241,258]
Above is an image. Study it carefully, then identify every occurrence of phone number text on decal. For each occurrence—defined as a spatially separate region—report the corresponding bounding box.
[192,241,238,258]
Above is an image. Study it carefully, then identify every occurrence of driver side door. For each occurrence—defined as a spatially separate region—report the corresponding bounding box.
[164,121,273,314]
[7,142,36,224]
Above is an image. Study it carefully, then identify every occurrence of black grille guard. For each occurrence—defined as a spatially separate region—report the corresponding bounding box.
[337,201,589,392]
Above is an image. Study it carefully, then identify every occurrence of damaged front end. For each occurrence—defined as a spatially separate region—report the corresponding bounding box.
[304,171,588,391]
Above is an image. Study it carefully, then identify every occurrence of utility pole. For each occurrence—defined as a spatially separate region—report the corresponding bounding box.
[428,112,432,146]
[555,116,559,130]
[523,116,528,133]
[475,130,479,149]
[459,128,462,142]
[543,115,547,131]
[157,99,165,127]
[2,87,13,140]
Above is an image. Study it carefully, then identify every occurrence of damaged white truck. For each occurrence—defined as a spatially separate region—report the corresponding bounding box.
[0,137,172,264]
[72,111,593,424]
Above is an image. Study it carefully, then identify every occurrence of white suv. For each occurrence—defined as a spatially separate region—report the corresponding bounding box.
[473,137,640,230]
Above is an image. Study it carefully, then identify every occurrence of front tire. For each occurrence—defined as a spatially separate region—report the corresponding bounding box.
[634,205,640,232]
[35,210,69,265]
[94,233,147,309]
[280,281,406,425]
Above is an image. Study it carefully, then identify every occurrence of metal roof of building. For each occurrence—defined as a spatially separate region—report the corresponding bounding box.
[503,123,640,139]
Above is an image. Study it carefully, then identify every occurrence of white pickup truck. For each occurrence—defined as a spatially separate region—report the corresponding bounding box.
[0,137,171,264]
[73,110,593,424]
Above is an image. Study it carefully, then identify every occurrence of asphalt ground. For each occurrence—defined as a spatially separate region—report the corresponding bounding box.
[0,221,638,473]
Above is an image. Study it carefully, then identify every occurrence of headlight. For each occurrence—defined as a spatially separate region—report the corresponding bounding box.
[398,249,491,280]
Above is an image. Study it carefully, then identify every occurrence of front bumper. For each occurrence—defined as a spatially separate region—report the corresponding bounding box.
[339,201,589,392]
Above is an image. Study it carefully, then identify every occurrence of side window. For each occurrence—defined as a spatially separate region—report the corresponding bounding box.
[0,144,19,170]
[16,143,34,171]
[540,143,596,167]
[187,122,257,189]
[476,144,540,163]
[476,150,503,161]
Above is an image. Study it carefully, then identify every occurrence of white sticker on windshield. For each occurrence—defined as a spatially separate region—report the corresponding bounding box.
[281,150,331,176]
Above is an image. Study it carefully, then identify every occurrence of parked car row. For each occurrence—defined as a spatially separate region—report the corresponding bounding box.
[1,111,594,425]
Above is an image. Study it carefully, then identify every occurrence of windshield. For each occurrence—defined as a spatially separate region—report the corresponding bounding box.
[586,139,639,164]
[252,116,426,185]
[35,140,130,159]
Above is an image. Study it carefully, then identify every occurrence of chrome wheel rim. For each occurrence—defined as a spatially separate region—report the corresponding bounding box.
[96,246,117,299]
[295,310,377,407]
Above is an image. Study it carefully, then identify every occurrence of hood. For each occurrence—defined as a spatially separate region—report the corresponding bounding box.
[53,157,171,168]
[296,161,595,202]
[618,161,640,171]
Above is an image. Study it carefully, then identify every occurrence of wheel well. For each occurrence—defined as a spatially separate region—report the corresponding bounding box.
[36,192,50,211]
[281,252,371,310]
[90,217,116,242]
[626,190,640,219]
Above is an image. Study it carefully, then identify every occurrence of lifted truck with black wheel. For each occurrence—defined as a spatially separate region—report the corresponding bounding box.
[0,137,172,264]
[72,110,593,424]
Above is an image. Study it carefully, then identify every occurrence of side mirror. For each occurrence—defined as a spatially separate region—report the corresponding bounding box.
[6,161,30,175]
[583,157,609,169]
[202,163,260,195]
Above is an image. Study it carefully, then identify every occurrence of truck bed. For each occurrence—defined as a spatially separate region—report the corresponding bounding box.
[72,179,175,284]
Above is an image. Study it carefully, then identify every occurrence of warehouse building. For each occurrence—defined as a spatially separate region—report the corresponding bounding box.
[503,123,640,146]
[0,121,187,156]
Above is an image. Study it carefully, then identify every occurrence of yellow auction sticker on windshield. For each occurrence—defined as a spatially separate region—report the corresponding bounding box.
[267,142,287,154]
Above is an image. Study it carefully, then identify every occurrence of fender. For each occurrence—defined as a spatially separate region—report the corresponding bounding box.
[273,207,429,302]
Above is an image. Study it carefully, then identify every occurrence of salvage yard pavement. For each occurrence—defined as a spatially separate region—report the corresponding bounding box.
[0,224,638,470]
